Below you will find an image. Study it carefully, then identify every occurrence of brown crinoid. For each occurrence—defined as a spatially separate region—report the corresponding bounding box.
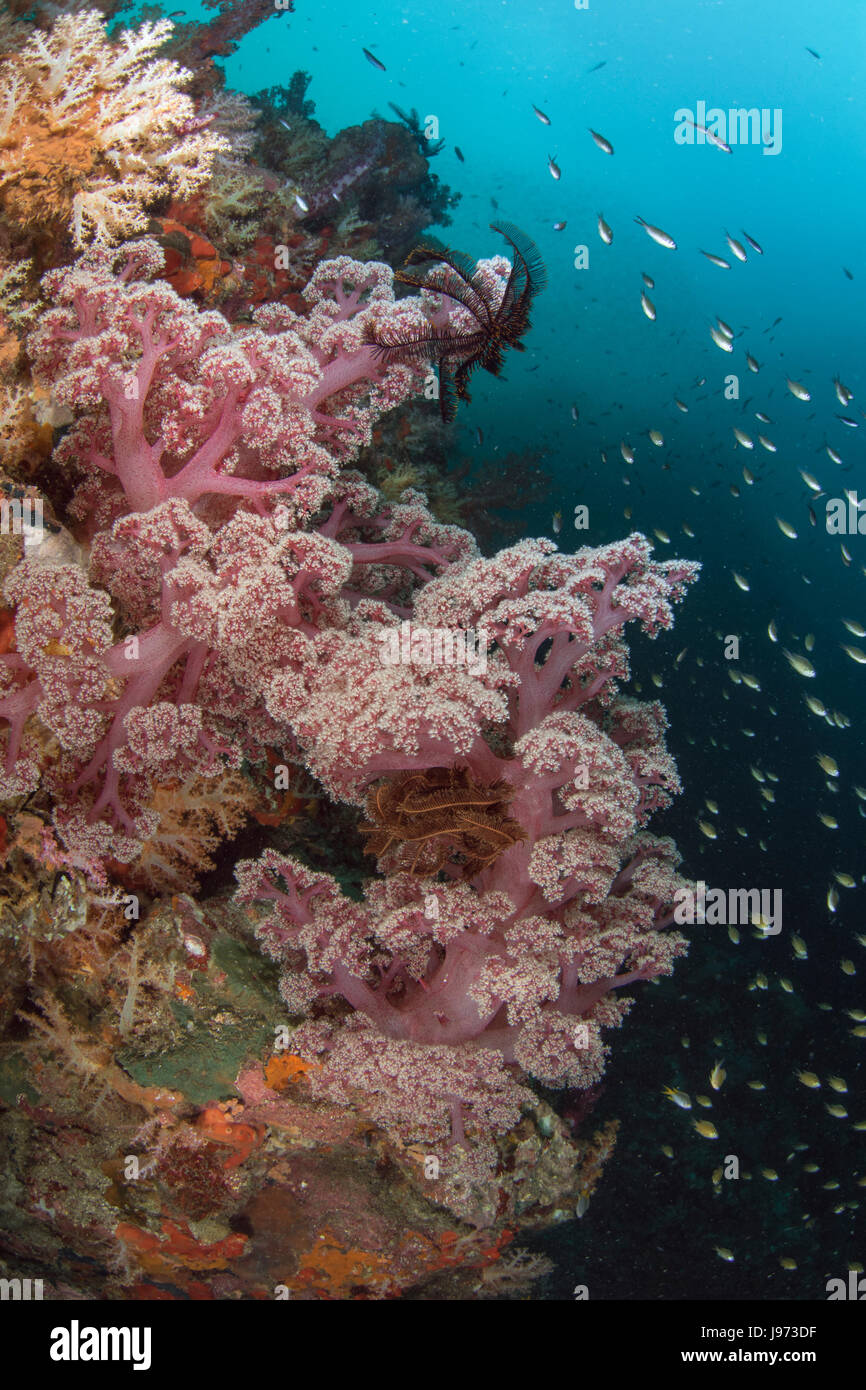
[360,765,526,879]
[363,222,546,421]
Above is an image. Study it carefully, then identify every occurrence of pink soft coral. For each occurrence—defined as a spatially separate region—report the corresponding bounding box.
[28,241,431,518]
[237,535,699,1207]
[0,476,472,851]
[0,239,473,847]
[3,229,699,1217]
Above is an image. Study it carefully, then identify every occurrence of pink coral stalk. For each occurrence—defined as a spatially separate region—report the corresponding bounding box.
[29,242,434,518]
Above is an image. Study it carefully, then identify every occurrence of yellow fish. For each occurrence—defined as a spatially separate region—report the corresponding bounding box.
[662,1085,691,1109]
[783,649,815,677]
[796,1071,820,1088]
[693,1119,718,1139]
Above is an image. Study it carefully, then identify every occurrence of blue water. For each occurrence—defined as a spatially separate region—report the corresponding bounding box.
[225,0,865,471]
[210,0,866,1297]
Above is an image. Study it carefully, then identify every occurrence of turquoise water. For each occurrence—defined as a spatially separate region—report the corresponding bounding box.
[225,0,866,499]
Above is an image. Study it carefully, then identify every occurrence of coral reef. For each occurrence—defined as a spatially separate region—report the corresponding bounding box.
[0,9,697,1301]
[236,533,697,1222]
[249,81,460,264]
[0,884,621,1298]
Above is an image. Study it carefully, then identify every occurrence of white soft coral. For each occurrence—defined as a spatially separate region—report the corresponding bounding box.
[0,11,228,247]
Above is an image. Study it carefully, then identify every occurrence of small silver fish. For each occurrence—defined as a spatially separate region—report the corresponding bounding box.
[362,47,386,71]
[685,118,732,152]
[589,129,614,155]
[834,377,853,405]
[700,250,731,269]
[705,129,732,153]
[710,325,733,352]
[724,230,748,262]
[786,378,811,401]
[635,216,676,249]
[532,104,551,125]
[548,153,561,180]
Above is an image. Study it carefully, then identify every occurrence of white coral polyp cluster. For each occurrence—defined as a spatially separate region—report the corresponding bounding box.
[0,11,227,247]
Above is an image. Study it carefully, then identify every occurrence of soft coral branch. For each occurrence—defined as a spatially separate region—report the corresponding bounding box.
[28,242,435,517]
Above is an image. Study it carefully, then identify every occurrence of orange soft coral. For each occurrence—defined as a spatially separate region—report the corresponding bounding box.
[0,11,227,249]
[122,767,257,893]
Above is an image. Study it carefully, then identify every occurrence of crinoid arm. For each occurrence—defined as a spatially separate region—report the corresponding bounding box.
[453,359,477,403]
[490,221,548,307]
[398,242,493,324]
[368,224,546,422]
[363,321,488,365]
[360,766,525,880]
[437,361,458,421]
